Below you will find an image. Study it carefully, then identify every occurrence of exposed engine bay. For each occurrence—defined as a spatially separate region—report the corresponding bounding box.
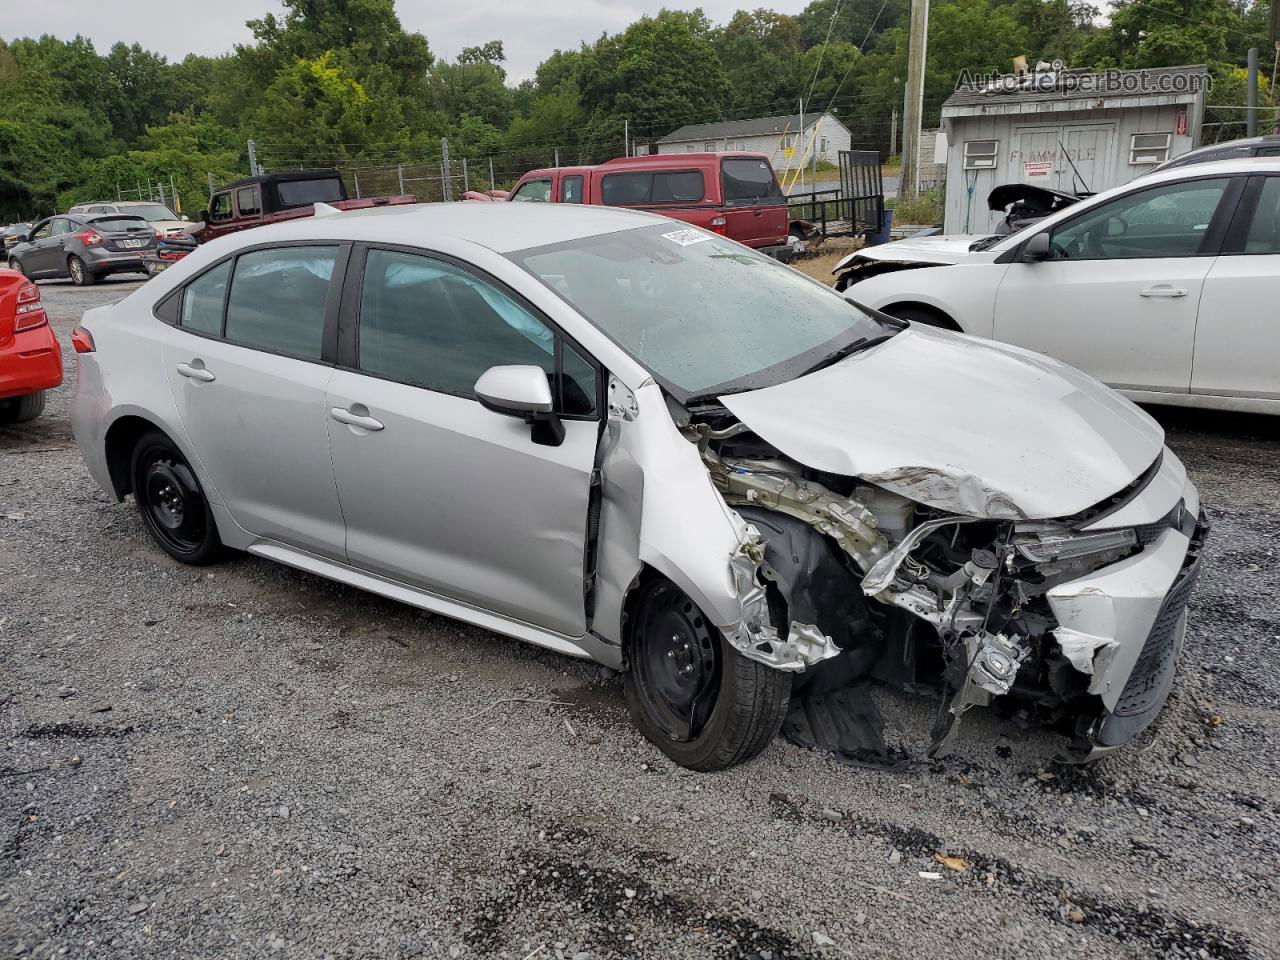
[677,402,1202,766]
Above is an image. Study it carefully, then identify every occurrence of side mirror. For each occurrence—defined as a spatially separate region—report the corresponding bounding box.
[181,215,191,222]
[17,234,29,244]
[475,365,564,446]
[195,210,209,225]
[1022,231,1051,261]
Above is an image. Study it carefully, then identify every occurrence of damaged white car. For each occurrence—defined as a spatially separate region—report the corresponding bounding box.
[71,203,1206,771]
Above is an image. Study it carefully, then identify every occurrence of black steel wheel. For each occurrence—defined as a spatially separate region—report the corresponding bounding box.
[624,577,791,771]
[130,430,223,564]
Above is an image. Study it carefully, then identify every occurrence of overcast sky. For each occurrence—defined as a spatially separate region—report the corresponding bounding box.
[0,0,816,83]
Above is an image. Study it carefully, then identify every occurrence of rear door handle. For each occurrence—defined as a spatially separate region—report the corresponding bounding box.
[176,361,215,382]
[1139,285,1187,298]
[330,406,384,432]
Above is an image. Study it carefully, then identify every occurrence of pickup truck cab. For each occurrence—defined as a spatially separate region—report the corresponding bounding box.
[196,170,416,243]
[504,154,791,254]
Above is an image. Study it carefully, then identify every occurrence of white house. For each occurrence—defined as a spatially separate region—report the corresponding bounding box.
[655,112,852,170]
[938,63,1207,233]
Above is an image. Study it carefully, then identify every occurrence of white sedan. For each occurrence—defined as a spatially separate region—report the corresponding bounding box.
[835,156,1280,414]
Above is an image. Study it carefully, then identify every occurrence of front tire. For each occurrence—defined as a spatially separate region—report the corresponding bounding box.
[0,391,46,423]
[130,430,223,564]
[624,578,790,771]
[7,258,25,277]
[68,256,96,286]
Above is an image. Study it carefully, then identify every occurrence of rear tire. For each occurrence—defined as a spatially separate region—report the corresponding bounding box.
[886,304,960,331]
[624,578,790,771]
[68,256,96,286]
[130,430,223,565]
[0,391,46,423]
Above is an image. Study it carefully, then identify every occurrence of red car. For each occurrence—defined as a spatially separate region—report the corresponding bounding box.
[497,153,792,255]
[0,268,61,423]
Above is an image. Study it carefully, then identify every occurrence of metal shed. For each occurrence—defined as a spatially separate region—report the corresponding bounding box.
[938,64,1209,234]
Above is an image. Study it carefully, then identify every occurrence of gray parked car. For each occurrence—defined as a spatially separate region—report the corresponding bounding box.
[70,203,1205,770]
[8,214,156,285]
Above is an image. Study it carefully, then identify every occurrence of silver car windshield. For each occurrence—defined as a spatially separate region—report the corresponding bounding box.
[509,224,888,400]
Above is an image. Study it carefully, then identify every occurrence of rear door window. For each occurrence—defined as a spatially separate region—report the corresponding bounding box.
[224,247,338,359]
[180,261,231,337]
[721,158,784,206]
[1240,176,1280,253]
[561,175,584,203]
[237,186,262,217]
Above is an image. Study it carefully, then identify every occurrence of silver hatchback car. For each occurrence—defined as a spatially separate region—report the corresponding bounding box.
[71,203,1205,770]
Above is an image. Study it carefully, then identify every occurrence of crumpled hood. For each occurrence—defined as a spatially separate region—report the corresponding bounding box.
[851,234,989,266]
[719,327,1165,520]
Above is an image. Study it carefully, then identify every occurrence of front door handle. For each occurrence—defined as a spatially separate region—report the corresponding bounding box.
[330,406,384,432]
[1139,285,1187,298]
[176,361,215,382]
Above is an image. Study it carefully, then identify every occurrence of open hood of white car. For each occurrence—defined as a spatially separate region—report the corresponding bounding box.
[719,327,1165,520]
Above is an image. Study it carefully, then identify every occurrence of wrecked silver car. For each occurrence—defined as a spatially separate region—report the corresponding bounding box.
[72,203,1205,772]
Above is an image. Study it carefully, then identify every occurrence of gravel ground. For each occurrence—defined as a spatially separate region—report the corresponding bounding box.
[2,278,1278,960]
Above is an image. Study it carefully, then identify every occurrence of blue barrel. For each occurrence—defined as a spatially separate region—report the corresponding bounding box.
[865,207,893,246]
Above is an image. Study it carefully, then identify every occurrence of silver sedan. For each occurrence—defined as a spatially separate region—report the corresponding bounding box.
[70,203,1205,770]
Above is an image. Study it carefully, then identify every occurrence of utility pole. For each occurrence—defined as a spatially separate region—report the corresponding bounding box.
[1247,47,1259,137]
[489,157,496,191]
[900,0,930,202]
[246,139,260,177]
[398,165,405,195]
[798,97,805,193]
[462,158,470,193]
[554,147,560,168]
[441,139,453,202]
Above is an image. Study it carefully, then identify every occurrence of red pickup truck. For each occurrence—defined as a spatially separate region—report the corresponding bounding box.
[195,170,416,243]
[491,153,792,256]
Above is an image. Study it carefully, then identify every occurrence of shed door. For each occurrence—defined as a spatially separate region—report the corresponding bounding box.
[1011,126,1061,186]
[1060,124,1116,194]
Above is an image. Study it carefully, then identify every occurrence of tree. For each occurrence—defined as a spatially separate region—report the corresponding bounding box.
[250,51,413,165]
[579,10,733,141]
[714,10,804,113]
[103,43,173,145]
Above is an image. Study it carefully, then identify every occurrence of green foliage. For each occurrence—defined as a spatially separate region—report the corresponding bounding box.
[0,0,1276,222]
[889,186,943,224]
[579,10,733,138]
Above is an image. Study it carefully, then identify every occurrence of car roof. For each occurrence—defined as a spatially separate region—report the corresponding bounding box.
[519,152,772,180]
[202,201,669,254]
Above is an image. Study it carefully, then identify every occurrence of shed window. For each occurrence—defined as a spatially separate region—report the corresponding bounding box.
[1130,133,1172,165]
[704,142,717,152]
[963,139,999,169]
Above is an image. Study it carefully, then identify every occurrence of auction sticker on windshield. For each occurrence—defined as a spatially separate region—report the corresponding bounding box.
[662,229,712,247]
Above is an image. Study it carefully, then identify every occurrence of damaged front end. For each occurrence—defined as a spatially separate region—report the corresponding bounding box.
[689,411,1206,765]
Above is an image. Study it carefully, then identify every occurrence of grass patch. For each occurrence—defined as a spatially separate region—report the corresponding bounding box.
[888,186,943,225]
